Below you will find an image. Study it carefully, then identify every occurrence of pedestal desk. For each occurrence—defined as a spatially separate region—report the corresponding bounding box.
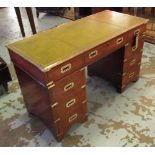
[7,10,148,141]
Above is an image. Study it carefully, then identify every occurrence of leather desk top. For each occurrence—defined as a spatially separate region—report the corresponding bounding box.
[7,10,148,72]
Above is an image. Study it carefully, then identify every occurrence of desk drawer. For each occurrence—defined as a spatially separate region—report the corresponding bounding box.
[128,24,146,39]
[85,34,128,64]
[124,35,144,58]
[49,68,86,101]
[122,65,140,88]
[124,24,146,58]
[55,103,87,137]
[51,88,86,121]
[47,54,84,82]
[123,53,142,72]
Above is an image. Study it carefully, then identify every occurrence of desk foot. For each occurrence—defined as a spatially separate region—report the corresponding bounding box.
[117,76,140,93]
[55,114,88,142]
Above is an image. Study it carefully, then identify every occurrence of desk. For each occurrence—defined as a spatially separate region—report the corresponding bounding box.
[7,10,148,141]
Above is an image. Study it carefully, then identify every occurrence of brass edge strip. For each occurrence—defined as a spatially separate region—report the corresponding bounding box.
[80,67,85,71]
[51,102,58,108]
[123,72,126,76]
[124,58,127,62]
[54,118,60,123]
[125,43,129,47]
[81,85,86,89]
[82,100,87,104]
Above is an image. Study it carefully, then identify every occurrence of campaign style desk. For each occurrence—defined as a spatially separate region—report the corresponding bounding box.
[7,10,148,141]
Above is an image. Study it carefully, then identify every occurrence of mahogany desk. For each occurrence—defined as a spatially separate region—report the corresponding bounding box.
[7,10,148,141]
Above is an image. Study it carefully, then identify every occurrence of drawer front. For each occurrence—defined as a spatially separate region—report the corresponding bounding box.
[51,88,87,121]
[128,24,146,39]
[124,34,144,58]
[123,53,142,72]
[85,34,128,65]
[122,65,140,86]
[49,68,86,101]
[47,54,84,82]
[55,103,87,137]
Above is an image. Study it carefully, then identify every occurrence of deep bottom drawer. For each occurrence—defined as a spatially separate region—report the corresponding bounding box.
[55,103,87,138]
[122,65,140,88]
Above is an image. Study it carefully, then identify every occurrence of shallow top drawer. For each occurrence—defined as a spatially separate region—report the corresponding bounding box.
[128,24,146,39]
[85,33,129,65]
[47,54,84,82]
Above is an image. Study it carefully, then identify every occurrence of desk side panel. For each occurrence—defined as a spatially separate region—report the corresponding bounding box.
[14,66,59,138]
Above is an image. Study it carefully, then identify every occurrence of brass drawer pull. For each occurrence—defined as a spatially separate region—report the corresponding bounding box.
[129,59,136,66]
[66,99,76,108]
[61,63,71,74]
[68,113,78,122]
[129,72,135,78]
[89,50,98,59]
[116,37,123,44]
[64,82,74,92]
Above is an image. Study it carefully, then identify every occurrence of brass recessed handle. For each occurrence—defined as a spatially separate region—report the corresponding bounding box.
[68,113,78,122]
[89,50,98,59]
[129,59,136,66]
[116,37,123,44]
[61,63,71,74]
[66,99,76,108]
[64,82,74,92]
[132,30,139,51]
[129,72,135,78]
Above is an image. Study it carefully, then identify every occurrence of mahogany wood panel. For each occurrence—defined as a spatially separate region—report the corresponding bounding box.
[123,52,142,71]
